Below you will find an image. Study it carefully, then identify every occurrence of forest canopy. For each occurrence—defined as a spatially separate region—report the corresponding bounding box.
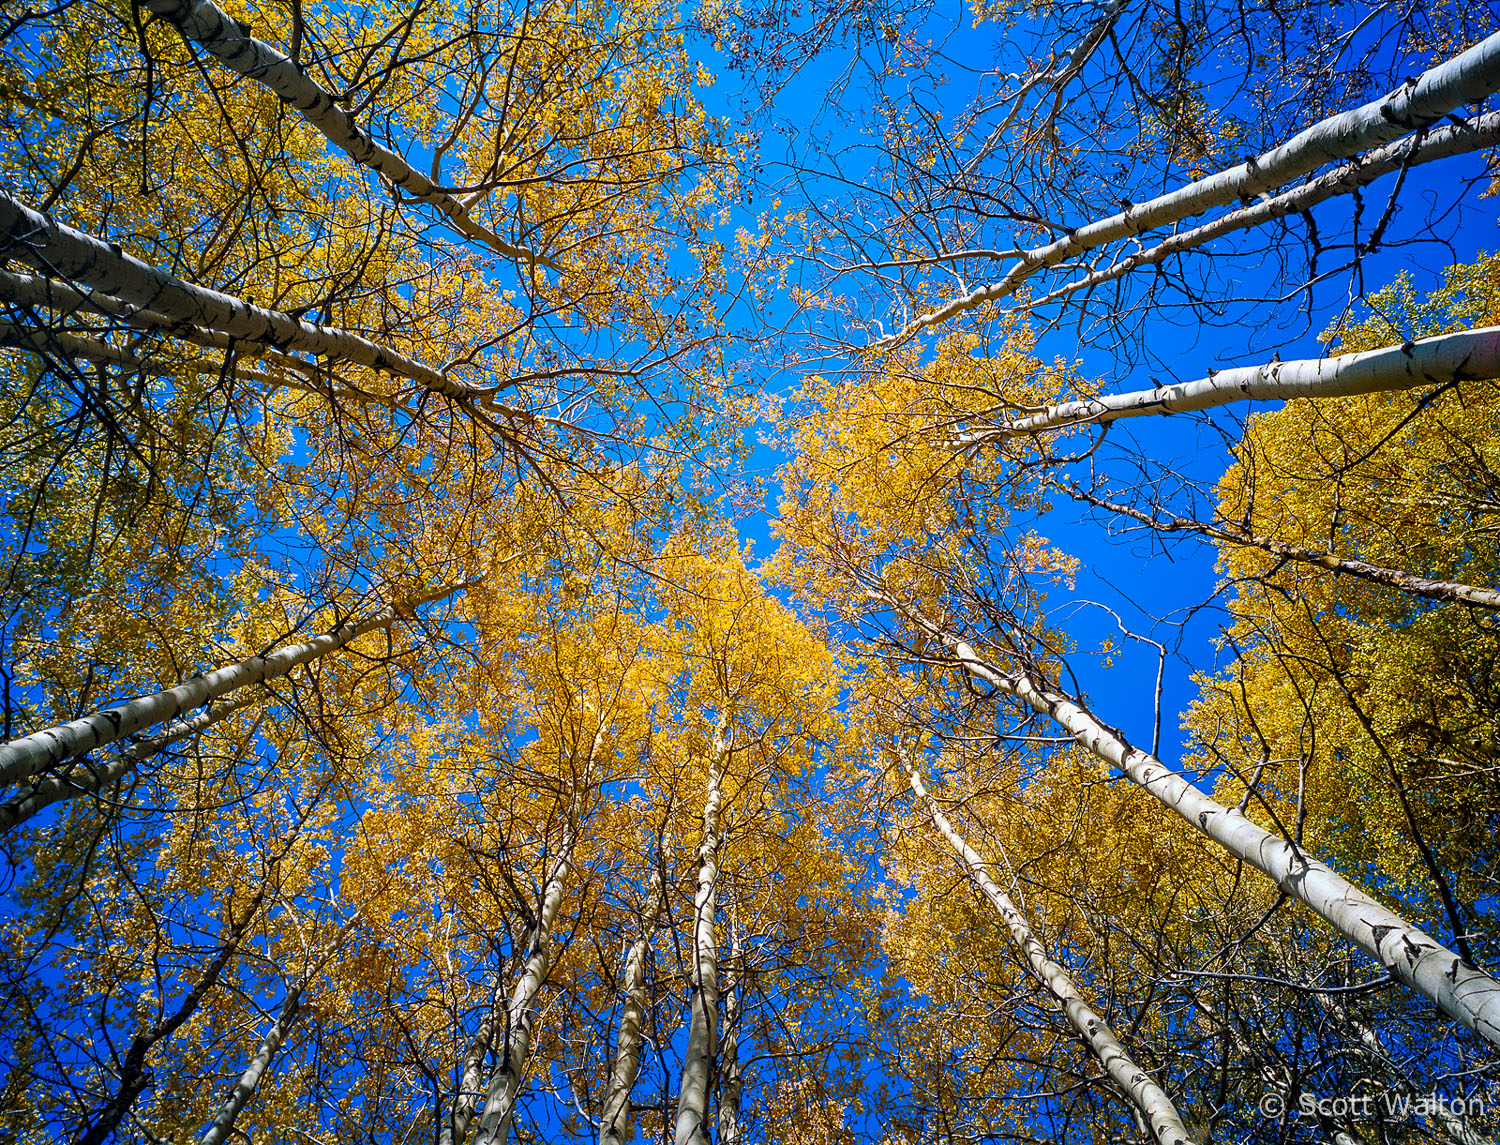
[1,0,1499,1143]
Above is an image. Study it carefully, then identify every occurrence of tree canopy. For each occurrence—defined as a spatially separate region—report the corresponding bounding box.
[2,0,1500,1143]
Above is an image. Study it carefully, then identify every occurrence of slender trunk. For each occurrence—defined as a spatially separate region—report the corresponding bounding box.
[470,828,576,1145]
[0,192,484,401]
[674,722,730,1145]
[441,984,508,1145]
[715,912,743,1145]
[200,983,303,1145]
[952,326,1500,443]
[0,579,476,789]
[78,879,277,1145]
[0,691,263,832]
[1017,113,1500,318]
[894,603,1500,1047]
[600,841,669,1145]
[881,30,1500,344]
[140,0,550,268]
[907,765,1191,1145]
[1062,483,1500,610]
[200,914,360,1145]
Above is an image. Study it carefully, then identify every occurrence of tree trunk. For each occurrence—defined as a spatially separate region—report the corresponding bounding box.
[674,721,730,1145]
[600,839,669,1145]
[881,30,1500,344]
[895,604,1500,1048]
[907,765,1192,1145]
[470,829,576,1145]
[0,192,482,401]
[952,326,1500,443]
[0,690,263,832]
[199,914,359,1145]
[1017,113,1500,318]
[715,911,743,1145]
[0,579,475,789]
[140,0,551,268]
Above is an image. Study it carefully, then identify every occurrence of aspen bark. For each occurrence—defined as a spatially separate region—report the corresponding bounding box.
[1063,484,1500,610]
[0,192,486,401]
[600,842,669,1145]
[0,267,261,357]
[882,30,1500,344]
[716,912,743,1145]
[441,985,509,1145]
[0,689,263,832]
[200,983,304,1145]
[898,609,1500,1048]
[674,722,730,1145]
[201,915,358,1145]
[0,579,476,789]
[470,830,575,1145]
[140,0,551,268]
[907,766,1192,1145]
[953,327,1500,443]
[1018,113,1500,317]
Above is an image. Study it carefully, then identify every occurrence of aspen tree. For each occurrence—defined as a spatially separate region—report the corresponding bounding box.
[904,759,1192,1145]
[674,717,730,1145]
[600,835,669,1145]
[894,603,1500,1047]
[0,578,476,794]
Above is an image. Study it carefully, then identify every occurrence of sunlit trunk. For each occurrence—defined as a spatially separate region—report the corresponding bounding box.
[0,579,475,792]
[139,0,548,267]
[674,722,730,1145]
[600,840,669,1145]
[470,828,575,1145]
[895,604,1500,1049]
[908,765,1191,1145]
[881,31,1500,344]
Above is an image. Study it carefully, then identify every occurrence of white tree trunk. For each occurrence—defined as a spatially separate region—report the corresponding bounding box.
[139,0,550,269]
[0,579,475,788]
[0,192,485,401]
[470,831,575,1145]
[199,981,304,1145]
[881,31,1500,344]
[0,689,263,832]
[907,765,1191,1145]
[600,841,669,1145]
[897,609,1500,1048]
[715,912,743,1145]
[1017,113,1500,318]
[674,723,729,1145]
[199,912,360,1145]
[953,327,1500,443]
[440,985,508,1145]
